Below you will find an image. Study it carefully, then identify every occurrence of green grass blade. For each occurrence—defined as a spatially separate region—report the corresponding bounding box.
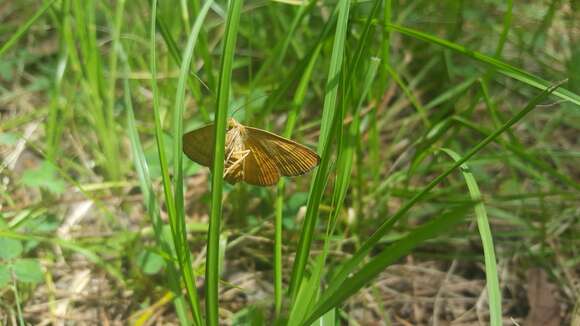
[302,57,380,313]
[149,0,178,245]
[0,0,58,58]
[191,0,216,90]
[288,0,350,301]
[12,279,25,326]
[289,70,348,326]
[72,0,121,181]
[103,0,126,178]
[46,41,68,161]
[320,81,564,306]
[174,0,214,322]
[387,23,580,107]
[252,0,317,87]
[440,148,502,326]
[206,1,243,325]
[316,1,350,153]
[424,76,479,111]
[494,0,512,57]
[273,181,284,317]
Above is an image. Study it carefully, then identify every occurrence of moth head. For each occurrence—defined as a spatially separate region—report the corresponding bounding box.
[227,118,240,130]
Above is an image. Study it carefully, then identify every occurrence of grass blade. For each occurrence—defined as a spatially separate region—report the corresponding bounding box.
[206,1,243,325]
[440,148,502,326]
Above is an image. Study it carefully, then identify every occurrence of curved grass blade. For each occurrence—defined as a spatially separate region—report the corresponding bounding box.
[440,148,502,326]
[155,15,210,121]
[261,6,338,119]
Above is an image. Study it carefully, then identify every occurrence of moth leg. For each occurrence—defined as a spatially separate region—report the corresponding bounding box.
[223,149,250,177]
[224,136,236,163]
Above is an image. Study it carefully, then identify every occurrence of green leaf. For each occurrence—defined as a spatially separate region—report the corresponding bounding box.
[20,161,65,194]
[12,259,44,284]
[137,249,166,275]
[0,238,23,260]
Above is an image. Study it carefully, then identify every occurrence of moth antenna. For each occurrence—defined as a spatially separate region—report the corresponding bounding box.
[229,93,270,120]
[231,105,244,119]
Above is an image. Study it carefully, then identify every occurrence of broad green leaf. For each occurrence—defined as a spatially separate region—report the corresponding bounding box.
[0,238,23,260]
[12,259,44,284]
[137,249,166,275]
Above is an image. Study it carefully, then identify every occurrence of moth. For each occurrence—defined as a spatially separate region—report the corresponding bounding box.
[183,118,320,186]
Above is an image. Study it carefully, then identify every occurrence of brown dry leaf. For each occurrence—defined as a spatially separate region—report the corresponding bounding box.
[525,268,561,326]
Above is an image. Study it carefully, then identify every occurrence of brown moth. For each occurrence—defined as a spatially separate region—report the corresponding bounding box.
[183,118,320,186]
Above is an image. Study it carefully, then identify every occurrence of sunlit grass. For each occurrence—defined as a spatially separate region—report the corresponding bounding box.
[1,1,579,325]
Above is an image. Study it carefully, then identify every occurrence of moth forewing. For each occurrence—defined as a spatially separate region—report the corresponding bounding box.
[182,124,215,167]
